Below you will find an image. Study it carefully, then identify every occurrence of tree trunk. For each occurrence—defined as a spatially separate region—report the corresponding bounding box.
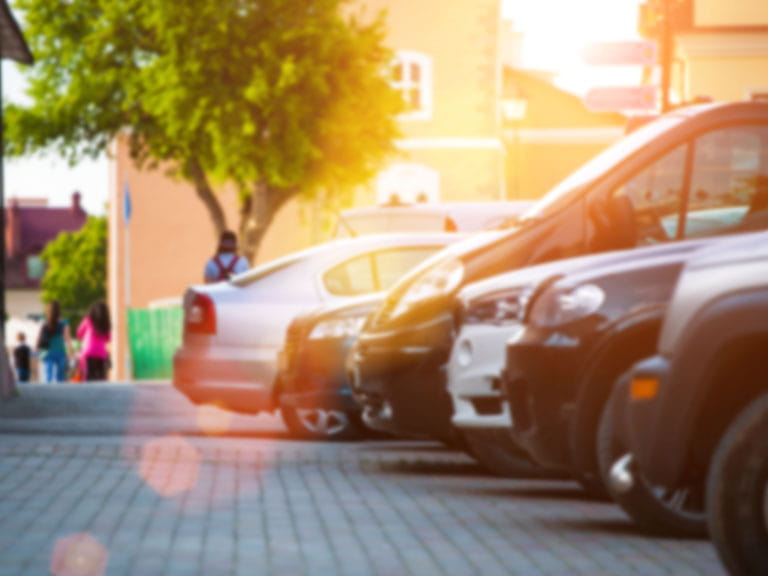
[186,157,228,242]
[238,180,291,264]
[0,347,17,399]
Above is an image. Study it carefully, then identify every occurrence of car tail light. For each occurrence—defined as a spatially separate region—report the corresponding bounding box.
[186,293,216,334]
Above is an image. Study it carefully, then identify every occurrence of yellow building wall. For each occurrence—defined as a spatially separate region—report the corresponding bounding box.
[511,142,610,201]
[357,0,504,202]
[358,0,501,138]
[683,56,768,101]
[695,0,768,26]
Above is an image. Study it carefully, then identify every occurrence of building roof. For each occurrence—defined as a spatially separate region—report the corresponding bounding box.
[0,0,32,64]
[5,193,87,288]
[503,67,627,129]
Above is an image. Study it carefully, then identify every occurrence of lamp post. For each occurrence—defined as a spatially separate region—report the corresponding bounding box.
[502,98,528,200]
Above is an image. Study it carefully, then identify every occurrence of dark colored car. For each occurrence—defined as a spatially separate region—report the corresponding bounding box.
[608,233,768,573]
[276,294,383,440]
[501,234,760,511]
[350,101,768,444]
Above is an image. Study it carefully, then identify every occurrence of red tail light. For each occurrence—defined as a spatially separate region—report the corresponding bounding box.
[186,293,216,334]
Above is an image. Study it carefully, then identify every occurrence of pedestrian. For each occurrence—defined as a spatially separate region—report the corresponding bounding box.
[37,300,72,383]
[204,230,249,283]
[76,300,112,381]
[12,332,31,382]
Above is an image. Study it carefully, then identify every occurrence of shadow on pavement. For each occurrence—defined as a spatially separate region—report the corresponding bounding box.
[536,517,677,539]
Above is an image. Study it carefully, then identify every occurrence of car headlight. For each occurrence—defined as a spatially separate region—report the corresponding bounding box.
[528,283,605,327]
[308,315,368,340]
[463,286,533,326]
[390,260,465,318]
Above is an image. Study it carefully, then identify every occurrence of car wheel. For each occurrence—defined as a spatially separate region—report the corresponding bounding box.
[461,428,550,478]
[281,404,363,441]
[707,392,768,575]
[597,390,706,537]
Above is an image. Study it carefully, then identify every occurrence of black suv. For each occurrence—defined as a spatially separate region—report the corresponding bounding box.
[350,101,768,444]
[502,234,760,517]
[612,233,768,573]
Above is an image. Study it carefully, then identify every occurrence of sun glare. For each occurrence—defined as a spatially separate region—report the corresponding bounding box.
[503,0,644,95]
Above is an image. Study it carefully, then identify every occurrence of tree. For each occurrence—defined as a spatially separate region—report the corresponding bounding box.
[40,216,107,327]
[6,0,402,261]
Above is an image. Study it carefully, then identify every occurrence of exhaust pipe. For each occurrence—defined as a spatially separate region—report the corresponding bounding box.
[609,453,635,494]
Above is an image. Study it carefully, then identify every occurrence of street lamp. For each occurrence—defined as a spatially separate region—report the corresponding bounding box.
[502,98,528,200]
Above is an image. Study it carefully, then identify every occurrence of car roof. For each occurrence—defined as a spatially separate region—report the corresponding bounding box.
[227,232,463,288]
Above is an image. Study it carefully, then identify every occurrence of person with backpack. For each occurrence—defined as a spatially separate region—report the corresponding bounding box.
[37,300,73,383]
[204,230,249,283]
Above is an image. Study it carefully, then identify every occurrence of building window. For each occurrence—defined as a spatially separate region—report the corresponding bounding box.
[391,51,432,121]
[26,256,45,280]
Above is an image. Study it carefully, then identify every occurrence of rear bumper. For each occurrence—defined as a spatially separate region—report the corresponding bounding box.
[172,346,276,414]
[449,323,521,430]
[278,336,360,414]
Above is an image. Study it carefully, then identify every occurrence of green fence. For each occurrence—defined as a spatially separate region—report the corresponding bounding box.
[127,307,183,380]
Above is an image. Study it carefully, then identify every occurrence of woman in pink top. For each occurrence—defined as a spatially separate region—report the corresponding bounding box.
[77,301,112,381]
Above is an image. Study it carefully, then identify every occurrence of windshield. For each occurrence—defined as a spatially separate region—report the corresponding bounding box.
[520,115,684,221]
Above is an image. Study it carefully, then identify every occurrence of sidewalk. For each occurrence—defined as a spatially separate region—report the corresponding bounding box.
[0,383,725,576]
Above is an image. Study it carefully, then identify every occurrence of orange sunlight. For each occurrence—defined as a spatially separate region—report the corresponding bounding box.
[503,0,645,95]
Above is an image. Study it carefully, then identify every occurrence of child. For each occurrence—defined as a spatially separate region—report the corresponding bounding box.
[13,332,31,382]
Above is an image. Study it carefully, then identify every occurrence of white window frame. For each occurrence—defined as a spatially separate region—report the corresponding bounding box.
[391,51,433,121]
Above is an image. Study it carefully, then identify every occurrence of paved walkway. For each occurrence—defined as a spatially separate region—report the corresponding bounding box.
[0,383,724,575]
[0,435,723,576]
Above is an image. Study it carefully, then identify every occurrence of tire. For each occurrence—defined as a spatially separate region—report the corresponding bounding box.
[280,402,363,441]
[461,428,550,478]
[597,387,706,537]
[707,392,768,575]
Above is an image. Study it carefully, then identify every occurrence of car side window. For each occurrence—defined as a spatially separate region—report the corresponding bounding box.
[322,254,375,296]
[683,125,768,237]
[373,247,440,291]
[611,144,688,246]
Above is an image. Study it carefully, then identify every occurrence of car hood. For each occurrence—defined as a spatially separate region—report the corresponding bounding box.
[459,236,725,303]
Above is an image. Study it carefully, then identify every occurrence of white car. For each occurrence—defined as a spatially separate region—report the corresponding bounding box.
[449,262,561,476]
[174,233,459,414]
[449,248,649,476]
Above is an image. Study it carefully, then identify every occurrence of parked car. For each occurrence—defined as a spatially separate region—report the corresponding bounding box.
[277,293,383,440]
[501,234,763,523]
[349,101,768,444]
[333,201,535,237]
[173,233,459,414]
[604,233,768,574]
[448,240,710,477]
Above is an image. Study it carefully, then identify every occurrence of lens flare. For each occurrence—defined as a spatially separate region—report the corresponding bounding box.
[50,532,108,576]
[138,436,200,497]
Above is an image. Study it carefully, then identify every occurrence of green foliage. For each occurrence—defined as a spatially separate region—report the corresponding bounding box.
[7,0,403,258]
[39,216,107,327]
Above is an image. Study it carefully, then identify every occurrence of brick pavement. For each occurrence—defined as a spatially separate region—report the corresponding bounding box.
[0,435,724,576]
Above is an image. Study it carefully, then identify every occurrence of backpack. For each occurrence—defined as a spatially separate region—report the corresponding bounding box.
[212,255,242,281]
[37,324,51,350]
